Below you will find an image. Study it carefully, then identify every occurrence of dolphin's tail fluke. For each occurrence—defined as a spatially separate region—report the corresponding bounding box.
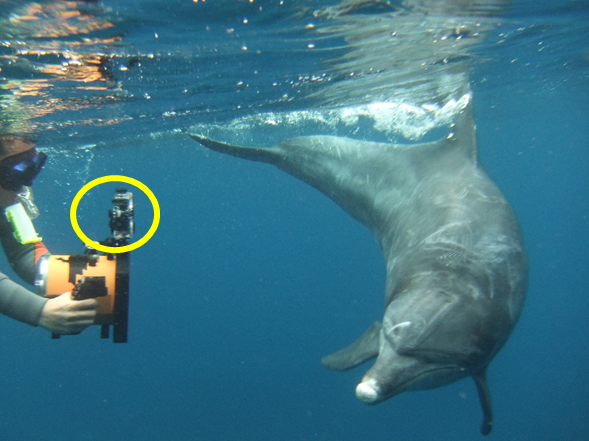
[190,134,281,164]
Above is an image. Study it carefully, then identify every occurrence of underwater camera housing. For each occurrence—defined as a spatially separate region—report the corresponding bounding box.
[36,188,134,343]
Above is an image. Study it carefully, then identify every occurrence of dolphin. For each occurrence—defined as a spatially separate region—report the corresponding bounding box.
[189,95,526,435]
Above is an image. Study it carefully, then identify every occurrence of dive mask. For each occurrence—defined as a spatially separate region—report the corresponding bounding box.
[0,149,47,191]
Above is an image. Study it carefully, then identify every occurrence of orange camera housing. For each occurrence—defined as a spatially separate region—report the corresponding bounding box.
[36,253,130,342]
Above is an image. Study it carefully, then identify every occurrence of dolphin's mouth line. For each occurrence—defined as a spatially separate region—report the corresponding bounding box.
[366,364,464,400]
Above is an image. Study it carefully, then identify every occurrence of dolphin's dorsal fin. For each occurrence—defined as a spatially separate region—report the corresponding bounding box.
[448,98,478,164]
[472,369,493,435]
[321,322,381,371]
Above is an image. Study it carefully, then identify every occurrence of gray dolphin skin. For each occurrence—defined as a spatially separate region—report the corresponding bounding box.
[190,96,527,435]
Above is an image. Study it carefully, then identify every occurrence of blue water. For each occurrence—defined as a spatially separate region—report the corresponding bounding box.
[0,1,588,440]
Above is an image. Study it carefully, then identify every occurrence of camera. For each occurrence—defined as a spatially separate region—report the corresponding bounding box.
[35,189,133,343]
[109,188,134,242]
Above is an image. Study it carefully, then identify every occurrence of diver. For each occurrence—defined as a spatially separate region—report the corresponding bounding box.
[0,134,98,335]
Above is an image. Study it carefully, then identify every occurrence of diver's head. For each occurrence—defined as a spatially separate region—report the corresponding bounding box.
[0,134,47,193]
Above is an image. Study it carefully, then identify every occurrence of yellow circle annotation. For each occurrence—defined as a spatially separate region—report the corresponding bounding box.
[70,175,160,253]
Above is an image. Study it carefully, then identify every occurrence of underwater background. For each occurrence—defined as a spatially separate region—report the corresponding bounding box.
[0,1,588,440]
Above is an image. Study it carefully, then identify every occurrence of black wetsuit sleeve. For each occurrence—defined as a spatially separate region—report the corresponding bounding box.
[0,272,46,325]
[0,215,48,326]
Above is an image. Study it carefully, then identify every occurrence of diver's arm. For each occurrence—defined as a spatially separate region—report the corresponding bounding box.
[0,212,97,333]
[0,271,47,325]
[0,215,49,284]
[0,273,97,331]
[0,214,50,327]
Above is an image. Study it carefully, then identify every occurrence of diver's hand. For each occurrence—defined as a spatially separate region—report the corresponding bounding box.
[38,292,98,335]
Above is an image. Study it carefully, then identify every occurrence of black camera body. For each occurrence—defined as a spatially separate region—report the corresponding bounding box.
[109,188,134,242]
[71,276,108,300]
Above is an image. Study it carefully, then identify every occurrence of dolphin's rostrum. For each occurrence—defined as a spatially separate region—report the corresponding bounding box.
[190,93,526,435]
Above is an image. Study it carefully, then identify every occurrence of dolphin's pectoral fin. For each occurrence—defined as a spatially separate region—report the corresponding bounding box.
[472,369,493,436]
[321,322,381,371]
[189,134,280,164]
